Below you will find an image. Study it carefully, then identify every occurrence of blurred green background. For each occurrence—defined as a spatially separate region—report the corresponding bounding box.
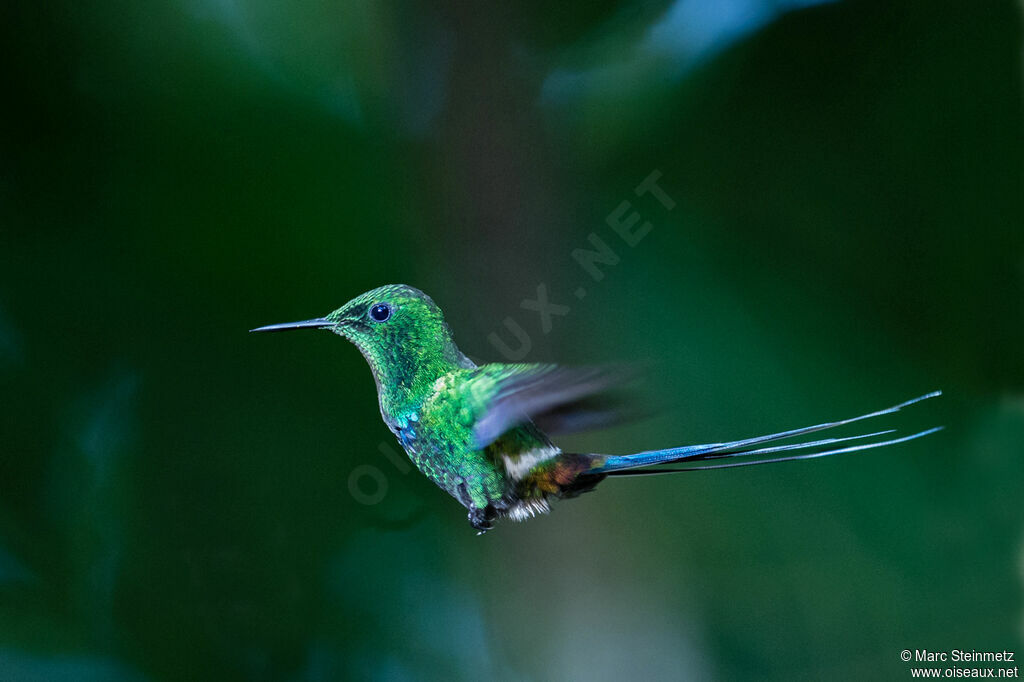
[2,0,1022,680]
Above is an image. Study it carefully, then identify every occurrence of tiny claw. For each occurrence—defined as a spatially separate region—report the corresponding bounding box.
[468,506,496,534]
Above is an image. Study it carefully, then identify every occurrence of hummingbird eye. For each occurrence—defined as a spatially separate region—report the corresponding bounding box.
[369,303,391,322]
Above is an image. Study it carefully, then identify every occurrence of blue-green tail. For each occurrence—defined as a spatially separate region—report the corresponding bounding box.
[587,391,942,476]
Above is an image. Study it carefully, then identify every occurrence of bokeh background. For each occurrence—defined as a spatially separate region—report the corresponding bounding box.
[2,1,1022,680]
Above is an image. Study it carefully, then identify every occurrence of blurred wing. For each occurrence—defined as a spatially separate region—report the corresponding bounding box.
[468,364,635,449]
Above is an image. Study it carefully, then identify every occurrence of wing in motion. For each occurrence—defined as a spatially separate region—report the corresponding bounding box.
[468,364,639,449]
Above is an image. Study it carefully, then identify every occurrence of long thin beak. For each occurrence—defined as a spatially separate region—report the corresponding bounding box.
[249,318,334,333]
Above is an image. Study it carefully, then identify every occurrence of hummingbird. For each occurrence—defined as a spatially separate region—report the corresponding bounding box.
[252,284,941,533]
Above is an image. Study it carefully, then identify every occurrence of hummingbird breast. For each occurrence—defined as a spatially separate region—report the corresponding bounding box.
[385,369,601,521]
[390,405,566,516]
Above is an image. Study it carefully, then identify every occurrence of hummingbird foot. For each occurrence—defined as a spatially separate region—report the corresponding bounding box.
[468,505,497,535]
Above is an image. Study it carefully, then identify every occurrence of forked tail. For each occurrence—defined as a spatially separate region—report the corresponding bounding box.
[586,391,942,476]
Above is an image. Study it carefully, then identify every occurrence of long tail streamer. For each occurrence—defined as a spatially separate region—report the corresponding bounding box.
[590,391,942,476]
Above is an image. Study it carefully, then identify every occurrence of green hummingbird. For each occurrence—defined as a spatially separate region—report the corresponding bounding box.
[252,284,941,533]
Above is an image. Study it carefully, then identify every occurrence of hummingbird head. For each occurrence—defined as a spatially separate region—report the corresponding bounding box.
[252,284,471,416]
[321,283,455,357]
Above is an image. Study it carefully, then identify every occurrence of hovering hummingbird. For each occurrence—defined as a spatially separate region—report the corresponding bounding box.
[252,284,941,533]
